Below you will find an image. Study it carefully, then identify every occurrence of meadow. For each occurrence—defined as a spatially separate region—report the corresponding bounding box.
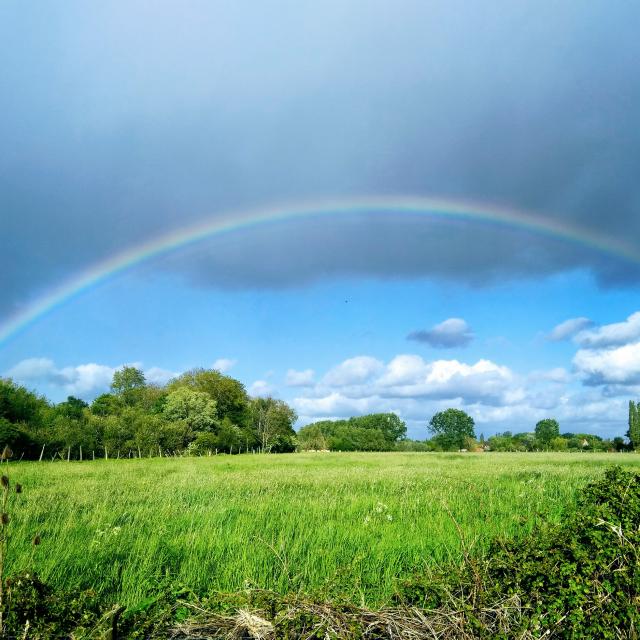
[7,452,640,609]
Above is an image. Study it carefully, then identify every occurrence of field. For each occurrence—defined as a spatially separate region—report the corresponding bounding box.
[7,452,640,609]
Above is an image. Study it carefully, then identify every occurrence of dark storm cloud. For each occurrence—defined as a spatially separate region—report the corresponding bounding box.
[2,0,640,320]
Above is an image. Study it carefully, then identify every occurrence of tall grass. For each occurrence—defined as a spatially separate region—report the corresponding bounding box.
[6,452,640,607]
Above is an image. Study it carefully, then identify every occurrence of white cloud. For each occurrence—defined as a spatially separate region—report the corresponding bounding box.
[285,368,315,387]
[528,367,572,384]
[6,358,116,397]
[547,317,593,341]
[213,358,236,373]
[407,318,474,348]
[5,358,179,398]
[322,356,384,386]
[249,379,275,397]
[574,341,640,386]
[574,311,640,348]
[294,354,517,424]
[6,358,60,381]
[145,366,179,386]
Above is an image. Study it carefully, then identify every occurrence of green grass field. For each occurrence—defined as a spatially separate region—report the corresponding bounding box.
[6,452,640,608]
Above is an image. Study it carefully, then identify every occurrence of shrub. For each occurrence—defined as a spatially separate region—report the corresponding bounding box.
[485,466,640,637]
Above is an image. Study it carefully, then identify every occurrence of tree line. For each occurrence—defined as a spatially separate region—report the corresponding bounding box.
[0,368,636,458]
[299,408,635,452]
[0,366,298,459]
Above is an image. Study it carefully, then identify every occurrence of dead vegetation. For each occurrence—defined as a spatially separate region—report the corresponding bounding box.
[169,592,531,640]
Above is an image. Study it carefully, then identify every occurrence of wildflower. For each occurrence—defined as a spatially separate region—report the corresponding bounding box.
[15,483,22,494]
[0,475,8,488]
[1,513,9,525]
[33,535,41,546]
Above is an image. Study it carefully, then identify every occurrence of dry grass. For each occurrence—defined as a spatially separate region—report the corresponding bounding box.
[170,592,532,640]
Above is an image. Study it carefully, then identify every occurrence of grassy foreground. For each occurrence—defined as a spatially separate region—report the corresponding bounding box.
[7,452,640,608]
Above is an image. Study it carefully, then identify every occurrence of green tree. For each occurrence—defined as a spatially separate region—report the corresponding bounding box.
[90,393,123,416]
[0,379,48,427]
[550,436,569,451]
[628,400,640,450]
[249,397,297,452]
[163,387,218,433]
[428,409,475,450]
[168,369,249,427]
[348,413,406,443]
[535,418,560,448]
[111,366,146,405]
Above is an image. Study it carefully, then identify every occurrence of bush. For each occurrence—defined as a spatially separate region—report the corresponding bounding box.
[485,466,640,637]
[398,466,640,638]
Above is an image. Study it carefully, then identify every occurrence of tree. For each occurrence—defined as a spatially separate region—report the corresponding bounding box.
[550,436,569,451]
[168,369,249,427]
[163,387,218,434]
[111,366,146,405]
[628,400,640,450]
[55,396,88,420]
[428,409,475,451]
[535,418,560,448]
[249,397,297,452]
[91,393,123,416]
[0,379,48,426]
[348,413,407,443]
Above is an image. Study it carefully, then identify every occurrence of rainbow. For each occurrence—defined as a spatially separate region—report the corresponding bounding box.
[1,195,636,347]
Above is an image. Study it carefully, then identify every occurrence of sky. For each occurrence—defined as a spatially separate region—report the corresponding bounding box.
[1,1,640,439]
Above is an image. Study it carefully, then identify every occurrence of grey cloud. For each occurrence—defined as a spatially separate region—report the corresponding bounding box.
[574,312,640,349]
[2,1,640,320]
[408,318,474,349]
[547,317,594,342]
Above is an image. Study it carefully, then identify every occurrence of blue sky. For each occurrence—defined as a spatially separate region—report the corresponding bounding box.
[1,1,640,438]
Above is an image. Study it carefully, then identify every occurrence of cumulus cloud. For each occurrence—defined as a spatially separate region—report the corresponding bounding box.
[291,348,634,438]
[407,318,474,348]
[6,358,116,397]
[322,356,384,387]
[4,358,179,398]
[528,367,572,384]
[574,342,640,386]
[574,312,640,349]
[145,366,179,386]
[547,317,593,341]
[249,380,276,397]
[285,368,315,387]
[294,353,516,422]
[213,358,237,373]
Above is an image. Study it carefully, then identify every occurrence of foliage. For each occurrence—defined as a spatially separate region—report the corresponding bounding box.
[534,417,560,447]
[483,466,640,637]
[428,408,475,451]
[110,366,147,407]
[0,379,47,428]
[0,419,38,459]
[249,397,297,452]
[0,369,299,460]
[629,400,640,450]
[169,368,250,428]
[163,387,219,434]
[298,413,406,451]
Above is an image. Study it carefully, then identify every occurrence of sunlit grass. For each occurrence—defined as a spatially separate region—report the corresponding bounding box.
[7,452,640,607]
